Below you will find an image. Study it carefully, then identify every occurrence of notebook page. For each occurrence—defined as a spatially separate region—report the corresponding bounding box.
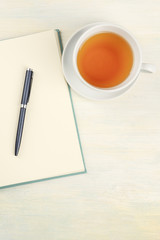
[0,30,85,187]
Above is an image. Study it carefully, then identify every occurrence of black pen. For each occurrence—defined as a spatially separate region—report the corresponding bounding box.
[15,68,33,156]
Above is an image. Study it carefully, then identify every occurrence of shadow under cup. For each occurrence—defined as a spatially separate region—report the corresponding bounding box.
[74,25,142,91]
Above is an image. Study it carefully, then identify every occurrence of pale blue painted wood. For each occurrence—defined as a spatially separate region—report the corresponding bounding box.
[0,0,160,239]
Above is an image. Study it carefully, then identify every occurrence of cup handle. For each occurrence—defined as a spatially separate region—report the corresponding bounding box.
[141,63,156,73]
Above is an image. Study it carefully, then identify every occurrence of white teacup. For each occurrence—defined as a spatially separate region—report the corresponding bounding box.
[72,23,156,96]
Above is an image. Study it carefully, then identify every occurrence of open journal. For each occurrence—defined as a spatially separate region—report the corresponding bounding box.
[0,30,85,188]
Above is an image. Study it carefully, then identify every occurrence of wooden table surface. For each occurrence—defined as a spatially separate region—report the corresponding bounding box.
[0,1,160,239]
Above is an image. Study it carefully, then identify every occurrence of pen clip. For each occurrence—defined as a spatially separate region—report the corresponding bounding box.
[27,73,33,103]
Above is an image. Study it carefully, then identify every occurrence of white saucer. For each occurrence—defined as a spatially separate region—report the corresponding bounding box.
[62,23,133,100]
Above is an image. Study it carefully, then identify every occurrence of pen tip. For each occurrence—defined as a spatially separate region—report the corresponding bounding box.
[15,149,18,156]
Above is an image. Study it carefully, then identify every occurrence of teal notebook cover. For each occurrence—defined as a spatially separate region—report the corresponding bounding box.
[0,29,86,189]
[55,29,86,175]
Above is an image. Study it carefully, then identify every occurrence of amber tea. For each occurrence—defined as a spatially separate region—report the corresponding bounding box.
[77,32,133,88]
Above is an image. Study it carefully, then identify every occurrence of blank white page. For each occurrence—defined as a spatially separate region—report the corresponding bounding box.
[0,30,85,187]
